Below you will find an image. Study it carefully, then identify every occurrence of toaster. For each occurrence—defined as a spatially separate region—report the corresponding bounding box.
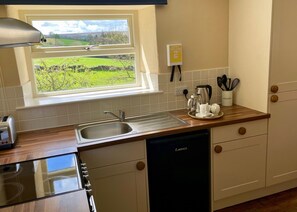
[0,115,17,149]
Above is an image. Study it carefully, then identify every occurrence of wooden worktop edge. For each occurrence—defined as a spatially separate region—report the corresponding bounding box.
[0,105,270,164]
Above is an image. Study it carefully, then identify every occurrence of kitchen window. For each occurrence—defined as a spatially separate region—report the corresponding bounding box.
[26,12,140,97]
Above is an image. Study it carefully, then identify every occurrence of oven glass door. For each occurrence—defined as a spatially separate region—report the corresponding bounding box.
[0,153,82,207]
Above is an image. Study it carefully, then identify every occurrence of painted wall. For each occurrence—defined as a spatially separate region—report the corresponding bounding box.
[229,0,272,112]
[0,1,229,84]
[138,6,159,74]
[156,0,229,73]
[0,6,20,87]
[0,2,229,131]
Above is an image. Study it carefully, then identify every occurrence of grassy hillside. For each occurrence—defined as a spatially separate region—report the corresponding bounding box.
[34,56,135,93]
[43,38,89,47]
[34,57,126,68]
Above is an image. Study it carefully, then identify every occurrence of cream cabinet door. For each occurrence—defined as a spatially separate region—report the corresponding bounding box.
[267,92,297,186]
[269,0,297,85]
[267,0,297,186]
[88,160,148,212]
[79,141,147,212]
[213,135,267,200]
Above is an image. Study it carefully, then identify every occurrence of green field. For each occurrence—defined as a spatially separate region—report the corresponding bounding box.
[43,38,89,47]
[34,57,125,68]
[34,57,135,93]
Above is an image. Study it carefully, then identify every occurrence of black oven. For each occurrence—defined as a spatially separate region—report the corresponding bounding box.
[0,153,96,211]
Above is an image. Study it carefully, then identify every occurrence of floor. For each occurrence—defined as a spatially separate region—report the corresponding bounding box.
[216,187,297,212]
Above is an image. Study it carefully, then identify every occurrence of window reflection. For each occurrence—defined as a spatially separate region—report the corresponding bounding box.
[0,153,81,207]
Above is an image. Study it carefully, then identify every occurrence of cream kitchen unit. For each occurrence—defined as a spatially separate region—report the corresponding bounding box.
[79,119,270,212]
[228,0,297,209]
[212,119,268,201]
[0,105,268,211]
[79,140,148,212]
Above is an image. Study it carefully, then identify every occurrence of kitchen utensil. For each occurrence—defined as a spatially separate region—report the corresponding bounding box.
[222,90,233,106]
[231,78,240,90]
[196,85,212,104]
[217,77,224,90]
[221,74,229,91]
[228,78,231,90]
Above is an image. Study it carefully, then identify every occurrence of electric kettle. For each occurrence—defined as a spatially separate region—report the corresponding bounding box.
[196,85,212,104]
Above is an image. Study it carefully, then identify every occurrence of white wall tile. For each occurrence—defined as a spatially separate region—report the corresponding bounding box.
[4,67,229,132]
[5,87,16,99]
[200,70,209,80]
[158,74,168,84]
[140,95,150,105]
[182,71,193,82]
[44,115,68,128]
[19,119,45,132]
[159,93,168,103]
[159,83,168,92]
[149,94,159,104]
[68,114,79,125]
[159,102,168,112]
[43,105,67,117]
[79,102,91,113]
[167,92,177,102]
[140,105,150,114]
[167,101,177,111]
[15,86,24,98]
[208,69,218,79]
[67,103,79,114]
[130,96,141,106]
[79,112,92,124]
[150,103,160,113]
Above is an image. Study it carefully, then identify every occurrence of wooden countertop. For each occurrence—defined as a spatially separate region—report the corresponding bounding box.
[0,105,270,211]
[0,105,270,165]
[0,190,90,212]
[0,126,77,165]
[77,105,270,151]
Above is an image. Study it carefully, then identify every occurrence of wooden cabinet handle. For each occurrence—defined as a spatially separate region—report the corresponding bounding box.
[238,127,246,135]
[214,145,223,153]
[136,161,145,171]
[271,95,279,103]
[271,85,279,93]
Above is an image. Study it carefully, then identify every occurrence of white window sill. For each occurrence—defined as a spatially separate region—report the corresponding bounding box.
[17,87,162,109]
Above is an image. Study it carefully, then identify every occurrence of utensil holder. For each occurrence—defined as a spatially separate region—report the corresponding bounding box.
[222,91,233,106]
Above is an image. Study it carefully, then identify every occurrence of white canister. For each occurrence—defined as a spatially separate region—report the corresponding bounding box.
[222,91,233,106]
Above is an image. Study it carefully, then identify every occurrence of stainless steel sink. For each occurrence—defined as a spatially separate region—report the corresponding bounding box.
[76,112,188,144]
[76,122,134,143]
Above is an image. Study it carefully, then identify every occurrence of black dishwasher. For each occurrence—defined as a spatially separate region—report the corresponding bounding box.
[147,129,210,212]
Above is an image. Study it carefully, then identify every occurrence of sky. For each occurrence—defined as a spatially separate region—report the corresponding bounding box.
[46,154,75,172]
[32,20,129,35]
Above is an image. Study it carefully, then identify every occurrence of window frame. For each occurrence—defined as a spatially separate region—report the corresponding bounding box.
[22,10,141,97]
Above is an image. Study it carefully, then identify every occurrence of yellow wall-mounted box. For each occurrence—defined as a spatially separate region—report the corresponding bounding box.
[167,44,183,66]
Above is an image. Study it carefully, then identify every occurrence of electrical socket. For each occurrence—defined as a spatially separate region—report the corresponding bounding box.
[175,86,188,96]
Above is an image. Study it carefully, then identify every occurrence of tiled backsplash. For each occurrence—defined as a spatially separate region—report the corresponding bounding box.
[1,67,228,132]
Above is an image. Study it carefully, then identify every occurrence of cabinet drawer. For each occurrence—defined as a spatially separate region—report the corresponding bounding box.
[80,140,145,169]
[212,119,268,144]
